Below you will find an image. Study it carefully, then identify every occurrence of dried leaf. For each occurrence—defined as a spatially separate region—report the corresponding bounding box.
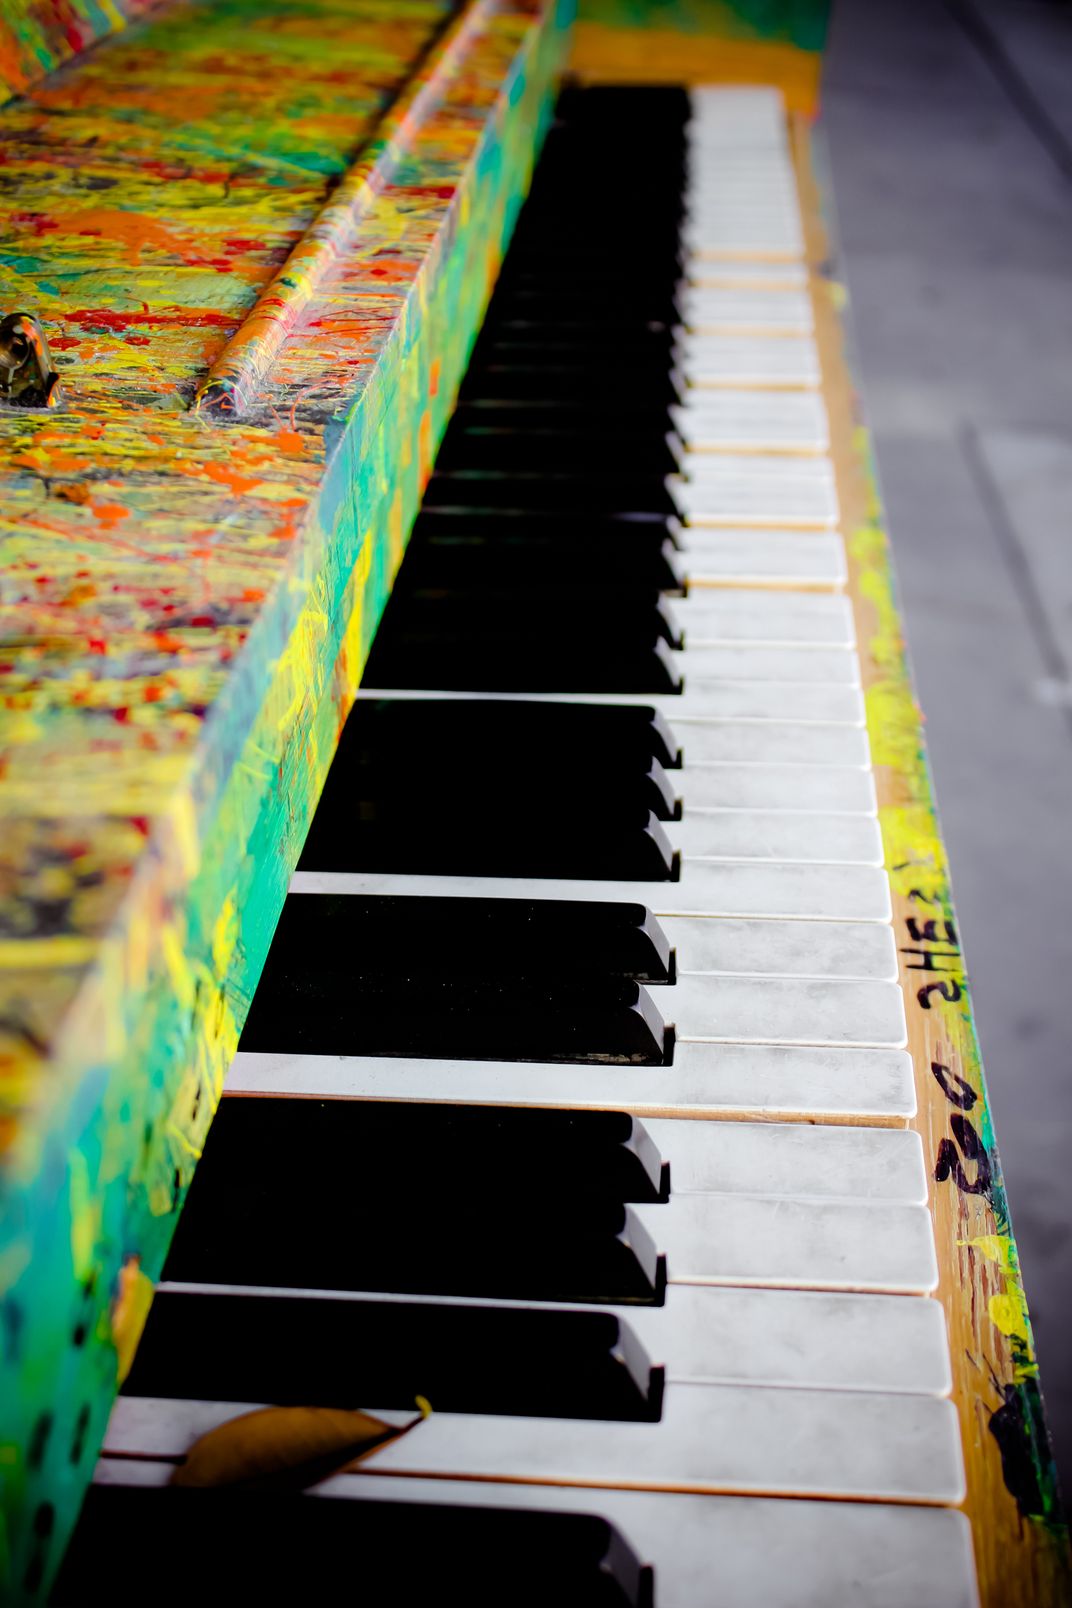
[171,1401,428,1491]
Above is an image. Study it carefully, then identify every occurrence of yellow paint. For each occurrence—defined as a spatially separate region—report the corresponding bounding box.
[164,792,201,883]
[211,891,240,979]
[161,926,196,1015]
[878,803,949,902]
[962,1235,1038,1372]
[864,678,923,772]
[68,1152,100,1283]
[969,1234,1009,1268]
[569,23,822,113]
[990,1293,1033,1350]
[110,1258,155,1384]
[0,938,99,969]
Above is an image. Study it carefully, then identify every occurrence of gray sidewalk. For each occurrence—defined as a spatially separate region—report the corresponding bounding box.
[822,0,1072,1490]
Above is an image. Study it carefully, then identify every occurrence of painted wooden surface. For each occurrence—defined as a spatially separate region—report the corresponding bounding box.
[797,124,1072,1605]
[570,0,827,110]
[0,0,569,1593]
[0,0,156,101]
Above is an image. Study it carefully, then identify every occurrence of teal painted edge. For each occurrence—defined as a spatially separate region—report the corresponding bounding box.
[0,1,572,1595]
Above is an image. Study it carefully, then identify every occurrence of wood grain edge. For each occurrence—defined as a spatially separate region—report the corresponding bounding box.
[793,115,1072,1607]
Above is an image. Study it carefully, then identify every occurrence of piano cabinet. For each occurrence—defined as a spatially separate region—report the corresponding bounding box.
[0,1,1068,1604]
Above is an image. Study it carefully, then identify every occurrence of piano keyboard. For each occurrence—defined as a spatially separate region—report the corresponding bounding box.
[56,85,982,1608]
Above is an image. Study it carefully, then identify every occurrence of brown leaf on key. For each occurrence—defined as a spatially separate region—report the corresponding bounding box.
[171,1398,431,1491]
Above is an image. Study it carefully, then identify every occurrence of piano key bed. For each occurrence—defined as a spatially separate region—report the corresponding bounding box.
[0,7,1066,1604]
[44,81,1042,1606]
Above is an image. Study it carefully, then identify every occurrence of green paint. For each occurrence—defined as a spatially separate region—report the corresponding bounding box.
[0,0,570,1594]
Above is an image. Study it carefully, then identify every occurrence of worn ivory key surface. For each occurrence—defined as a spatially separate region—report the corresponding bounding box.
[104,1385,965,1502]
[226,1041,919,1122]
[289,863,893,921]
[670,390,828,449]
[681,529,847,586]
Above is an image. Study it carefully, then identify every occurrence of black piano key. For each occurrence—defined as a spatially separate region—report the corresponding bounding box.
[398,533,683,592]
[301,806,677,880]
[242,972,669,1065]
[299,700,681,877]
[54,1488,653,1608]
[362,626,681,694]
[169,1194,664,1304]
[553,81,691,117]
[239,895,673,1062]
[123,1291,666,1422]
[471,324,675,359]
[424,470,677,514]
[466,297,678,331]
[456,368,680,409]
[410,504,678,543]
[321,698,681,772]
[434,428,680,477]
[164,1101,669,1303]
[371,589,681,645]
[177,1099,670,1204]
[258,895,673,980]
[452,398,679,436]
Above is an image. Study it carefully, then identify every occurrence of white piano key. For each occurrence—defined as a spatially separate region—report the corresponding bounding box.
[227,1040,918,1123]
[389,1370,956,1486]
[671,392,828,450]
[668,679,863,720]
[675,642,859,684]
[646,1118,926,1203]
[686,174,797,196]
[683,198,802,220]
[686,155,794,174]
[683,260,809,290]
[686,194,799,216]
[673,588,854,644]
[688,141,792,158]
[676,290,813,333]
[680,230,805,261]
[157,1281,950,1397]
[686,160,796,181]
[690,85,791,124]
[677,762,876,813]
[686,215,800,239]
[677,336,818,386]
[356,682,866,722]
[675,719,869,766]
[669,471,839,530]
[91,1463,979,1608]
[290,860,892,921]
[677,450,835,484]
[351,1485,975,1608]
[105,1382,962,1502]
[682,529,846,586]
[688,144,792,167]
[667,975,907,1049]
[685,190,800,209]
[662,915,896,978]
[670,809,883,865]
[689,110,790,134]
[642,1194,938,1294]
[567,1282,955,1395]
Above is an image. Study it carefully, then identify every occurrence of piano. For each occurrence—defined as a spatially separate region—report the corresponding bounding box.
[0,0,1067,1601]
